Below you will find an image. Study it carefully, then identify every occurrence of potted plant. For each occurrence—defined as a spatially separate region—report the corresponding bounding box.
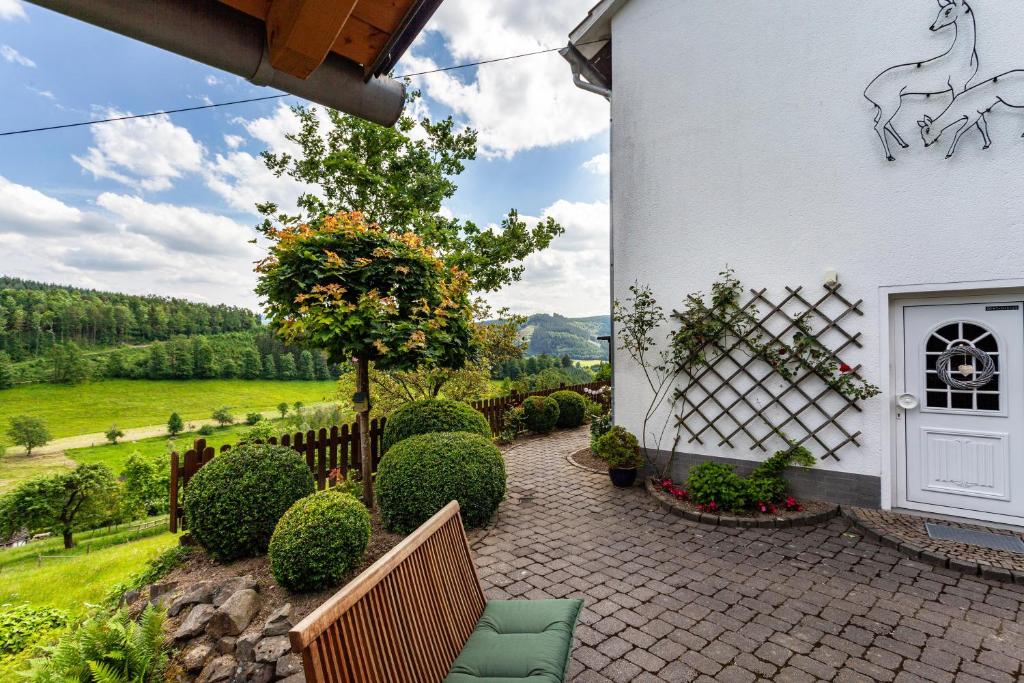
[592,426,644,487]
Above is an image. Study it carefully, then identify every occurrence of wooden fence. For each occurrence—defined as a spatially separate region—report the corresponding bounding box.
[169,380,609,532]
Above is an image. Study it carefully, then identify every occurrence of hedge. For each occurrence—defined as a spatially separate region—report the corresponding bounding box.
[376,432,506,533]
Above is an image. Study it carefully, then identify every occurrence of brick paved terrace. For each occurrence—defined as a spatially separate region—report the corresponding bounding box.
[469,427,1024,683]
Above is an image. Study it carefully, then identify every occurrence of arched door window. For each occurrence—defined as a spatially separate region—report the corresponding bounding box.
[925,321,1000,411]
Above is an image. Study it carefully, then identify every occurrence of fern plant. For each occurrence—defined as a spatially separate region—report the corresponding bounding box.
[25,605,167,683]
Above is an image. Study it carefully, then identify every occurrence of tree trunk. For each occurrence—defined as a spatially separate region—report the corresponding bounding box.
[62,529,73,549]
[355,356,374,508]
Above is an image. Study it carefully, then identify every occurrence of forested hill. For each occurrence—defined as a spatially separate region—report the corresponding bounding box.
[0,276,259,361]
[522,313,610,360]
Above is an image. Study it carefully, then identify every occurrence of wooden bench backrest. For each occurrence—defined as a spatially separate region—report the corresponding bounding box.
[289,502,486,683]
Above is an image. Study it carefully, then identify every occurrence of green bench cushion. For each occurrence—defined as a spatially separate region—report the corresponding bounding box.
[444,599,584,683]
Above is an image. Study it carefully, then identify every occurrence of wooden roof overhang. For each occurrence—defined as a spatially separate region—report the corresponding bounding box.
[27,0,444,125]
[219,0,443,81]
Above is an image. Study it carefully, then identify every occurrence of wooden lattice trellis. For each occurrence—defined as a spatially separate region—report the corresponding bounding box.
[676,283,869,461]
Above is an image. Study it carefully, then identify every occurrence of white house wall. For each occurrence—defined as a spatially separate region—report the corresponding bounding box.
[609,0,1024,503]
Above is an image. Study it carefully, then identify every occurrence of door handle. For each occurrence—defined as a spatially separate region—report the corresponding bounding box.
[897,393,919,410]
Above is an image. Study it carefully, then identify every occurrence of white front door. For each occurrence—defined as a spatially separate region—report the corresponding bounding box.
[901,301,1024,521]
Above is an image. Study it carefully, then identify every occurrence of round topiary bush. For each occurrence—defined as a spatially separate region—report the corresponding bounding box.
[550,390,587,428]
[377,432,506,533]
[382,398,491,452]
[183,443,315,562]
[521,395,559,433]
[269,489,371,592]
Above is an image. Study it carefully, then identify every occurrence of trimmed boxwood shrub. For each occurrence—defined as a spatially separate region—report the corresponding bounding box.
[382,398,491,452]
[592,426,643,469]
[269,489,371,592]
[377,432,506,533]
[183,443,315,562]
[521,395,559,433]
[550,390,587,428]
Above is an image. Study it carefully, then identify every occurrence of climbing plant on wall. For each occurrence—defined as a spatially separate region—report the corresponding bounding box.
[614,269,880,475]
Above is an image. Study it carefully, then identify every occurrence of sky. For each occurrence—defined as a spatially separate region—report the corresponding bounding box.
[0,0,610,317]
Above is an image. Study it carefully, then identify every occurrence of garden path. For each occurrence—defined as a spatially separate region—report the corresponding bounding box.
[469,427,1024,682]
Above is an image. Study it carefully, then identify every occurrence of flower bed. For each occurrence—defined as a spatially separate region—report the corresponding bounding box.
[567,447,607,473]
[646,478,838,528]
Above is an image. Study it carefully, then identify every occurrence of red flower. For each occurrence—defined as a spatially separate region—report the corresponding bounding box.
[783,496,803,512]
[839,363,853,374]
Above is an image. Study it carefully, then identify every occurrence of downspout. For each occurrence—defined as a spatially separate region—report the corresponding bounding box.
[27,0,407,126]
[560,43,611,100]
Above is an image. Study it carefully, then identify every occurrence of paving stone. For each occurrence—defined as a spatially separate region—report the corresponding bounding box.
[461,428,1024,683]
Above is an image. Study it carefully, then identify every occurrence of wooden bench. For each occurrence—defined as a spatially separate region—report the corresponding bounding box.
[289,501,582,683]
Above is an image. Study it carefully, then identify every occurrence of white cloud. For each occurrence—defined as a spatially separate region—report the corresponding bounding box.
[205,74,222,86]
[0,0,26,21]
[486,199,609,316]
[1,44,34,67]
[236,103,305,156]
[0,175,97,236]
[204,149,313,215]
[27,86,55,100]
[96,192,260,256]
[406,0,609,158]
[73,110,206,192]
[204,104,324,215]
[582,152,609,175]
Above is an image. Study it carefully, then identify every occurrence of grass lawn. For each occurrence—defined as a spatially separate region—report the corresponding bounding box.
[0,421,282,493]
[572,359,607,368]
[0,451,76,494]
[0,531,178,616]
[68,422,257,472]
[0,379,338,440]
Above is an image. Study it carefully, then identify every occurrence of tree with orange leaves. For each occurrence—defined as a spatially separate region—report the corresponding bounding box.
[255,212,476,506]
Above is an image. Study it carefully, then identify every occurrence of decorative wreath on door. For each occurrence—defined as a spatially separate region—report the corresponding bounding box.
[934,344,996,390]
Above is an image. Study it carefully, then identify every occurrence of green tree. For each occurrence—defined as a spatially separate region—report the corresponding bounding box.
[297,349,316,380]
[105,424,125,445]
[256,212,476,506]
[344,305,526,414]
[212,406,234,426]
[147,344,171,379]
[241,346,263,379]
[257,99,563,293]
[167,412,184,436]
[193,337,217,378]
[219,358,239,378]
[50,341,89,384]
[0,464,118,548]
[262,353,278,380]
[0,351,15,389]
[278,353,297,380]
[277,401,289,418]
[168,337,194,378]
[119,453,163,520]
[561,354,573,368]
[104,349,127,378]
[313,351,331,380]
[7,415,50,455]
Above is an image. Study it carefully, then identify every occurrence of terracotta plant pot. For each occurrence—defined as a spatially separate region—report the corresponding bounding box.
[608,467,638,488]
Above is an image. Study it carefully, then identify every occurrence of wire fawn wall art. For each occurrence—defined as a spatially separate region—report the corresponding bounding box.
[918,70,1024,157]
[864,0,981,161]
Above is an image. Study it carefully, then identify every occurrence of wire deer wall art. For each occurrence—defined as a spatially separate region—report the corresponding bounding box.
[864,0,981,161]
[918,70,1024,157]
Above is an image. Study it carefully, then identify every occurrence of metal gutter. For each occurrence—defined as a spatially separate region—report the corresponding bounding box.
[27,0,408,126]
[560,43,611,100]
[367,0,445,80]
